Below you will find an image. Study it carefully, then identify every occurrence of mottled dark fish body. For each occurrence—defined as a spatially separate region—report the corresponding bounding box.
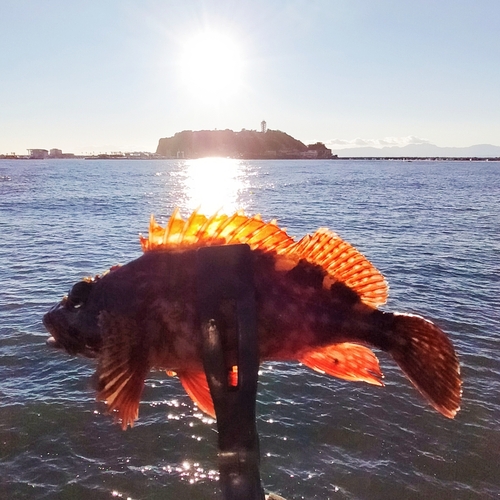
[46,250,381,362]
[44,211,461,429]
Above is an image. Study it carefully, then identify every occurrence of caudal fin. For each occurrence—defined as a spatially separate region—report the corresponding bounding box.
[388,313,461,418]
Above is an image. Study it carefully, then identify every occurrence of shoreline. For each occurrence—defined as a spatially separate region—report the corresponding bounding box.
[1,156,499,162]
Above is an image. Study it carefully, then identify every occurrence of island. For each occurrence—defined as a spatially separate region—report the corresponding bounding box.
[156,128,334,160]
[3,127,499,161]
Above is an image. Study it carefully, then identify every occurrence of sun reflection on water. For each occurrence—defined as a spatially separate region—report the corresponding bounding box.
[182,157,248,214]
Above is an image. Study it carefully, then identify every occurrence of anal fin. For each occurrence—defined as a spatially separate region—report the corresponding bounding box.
[299,343,384,386]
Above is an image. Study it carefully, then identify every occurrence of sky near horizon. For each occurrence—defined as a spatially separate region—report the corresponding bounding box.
[1,0,499,155]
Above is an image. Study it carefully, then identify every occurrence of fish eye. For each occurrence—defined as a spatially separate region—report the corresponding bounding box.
[67,281,93,309]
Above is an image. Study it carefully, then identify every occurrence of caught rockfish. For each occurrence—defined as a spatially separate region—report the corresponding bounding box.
[43,210,462,429]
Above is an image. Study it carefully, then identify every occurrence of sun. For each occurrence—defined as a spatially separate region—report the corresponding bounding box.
[178,30,245,105]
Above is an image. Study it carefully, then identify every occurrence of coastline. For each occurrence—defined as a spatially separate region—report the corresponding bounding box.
[1,155,499,161]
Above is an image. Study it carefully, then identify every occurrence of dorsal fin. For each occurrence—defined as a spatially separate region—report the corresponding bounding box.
[140,210,388,306]
[292,229,388,307]
[140,211,295,254]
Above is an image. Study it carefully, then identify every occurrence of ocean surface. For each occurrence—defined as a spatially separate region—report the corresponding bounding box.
[0,158,499,500]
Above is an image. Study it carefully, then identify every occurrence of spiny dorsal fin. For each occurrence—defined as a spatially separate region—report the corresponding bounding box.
[140,211,295,254]
[299,343,384,386]
[97,312,150,430]
[140,210,388,306]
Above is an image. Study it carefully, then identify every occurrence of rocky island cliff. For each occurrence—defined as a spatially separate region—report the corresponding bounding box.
[156,129,333,160]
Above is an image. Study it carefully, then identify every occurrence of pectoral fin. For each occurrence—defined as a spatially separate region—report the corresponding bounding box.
[300,343,384,386]
[97,312,150,430]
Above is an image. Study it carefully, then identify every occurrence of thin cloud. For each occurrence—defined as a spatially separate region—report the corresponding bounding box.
[325,136,431,150]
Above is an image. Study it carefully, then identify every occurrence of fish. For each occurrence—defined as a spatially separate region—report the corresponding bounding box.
[43,209,462,429]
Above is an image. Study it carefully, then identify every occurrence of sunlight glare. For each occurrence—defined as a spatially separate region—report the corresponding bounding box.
[178,30,245,105]
[183,158,247,214]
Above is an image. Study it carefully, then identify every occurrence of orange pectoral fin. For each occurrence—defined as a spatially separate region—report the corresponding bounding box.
[176,371,216,418]
[96,312,151,430]
[300,343,384,386]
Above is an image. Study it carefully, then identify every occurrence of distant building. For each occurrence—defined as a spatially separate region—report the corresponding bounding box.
[28,149,49,159]
[261,120,267,133]
[300,150,319,159]
[49,148,63,158]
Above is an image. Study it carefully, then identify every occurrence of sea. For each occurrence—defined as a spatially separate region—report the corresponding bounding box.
[0,158,499,500]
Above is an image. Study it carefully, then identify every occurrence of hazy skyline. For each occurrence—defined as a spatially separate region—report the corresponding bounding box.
[1,0,499,155]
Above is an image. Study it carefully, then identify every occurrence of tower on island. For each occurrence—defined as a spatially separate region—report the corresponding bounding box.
[261,120,267,133]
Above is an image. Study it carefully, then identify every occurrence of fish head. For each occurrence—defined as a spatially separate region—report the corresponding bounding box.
[43,279,103,358]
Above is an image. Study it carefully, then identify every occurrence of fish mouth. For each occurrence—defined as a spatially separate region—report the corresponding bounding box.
[43,308,78,354]
[43,304,100,358]
[46,335,63,349]
[43,309,59,345]
[43,309,60,345]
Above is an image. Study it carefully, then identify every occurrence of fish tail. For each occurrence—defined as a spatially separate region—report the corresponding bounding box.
[385,312,461,418]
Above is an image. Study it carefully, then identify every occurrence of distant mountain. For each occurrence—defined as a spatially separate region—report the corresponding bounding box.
[156,130,500,159]
[334,143,500,158]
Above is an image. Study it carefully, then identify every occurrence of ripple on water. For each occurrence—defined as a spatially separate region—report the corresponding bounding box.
[0,160,499,499]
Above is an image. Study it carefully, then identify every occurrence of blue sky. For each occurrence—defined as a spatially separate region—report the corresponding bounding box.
[1,0,499,154]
